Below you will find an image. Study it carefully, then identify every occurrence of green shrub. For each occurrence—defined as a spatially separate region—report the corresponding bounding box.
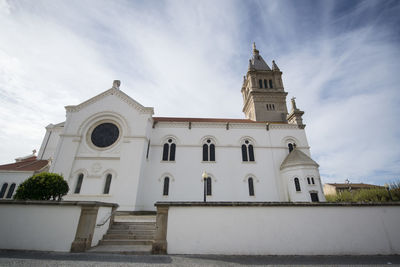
[14,172,69,201]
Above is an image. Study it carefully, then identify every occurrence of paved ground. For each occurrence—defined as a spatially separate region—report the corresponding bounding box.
[0,250,399,266]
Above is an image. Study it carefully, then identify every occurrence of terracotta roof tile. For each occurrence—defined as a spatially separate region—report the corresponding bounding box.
[153,117,284,124]
[0,158,50,172]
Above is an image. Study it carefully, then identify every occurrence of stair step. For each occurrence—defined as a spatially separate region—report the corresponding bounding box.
[99,239,153,246]
[88,245,152,255]
[113,221,156,225]
[107,230,155,235]
[104,234,154,240]
[110,226,156,231]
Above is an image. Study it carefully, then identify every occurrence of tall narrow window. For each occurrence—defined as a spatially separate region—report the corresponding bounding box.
[294,178,301,192]
[241,145,248,161]
[242,139,255,162]
[75,174,84,194]
[146,140,151,159]
[288,143,294,153]
[162,139,176,161]
[210,144,215,161]
[311,177,315,184]
[307,177,311,184]
[203,144,208,161]
[206,177,212,195]
[269,79,273,88]
[203,139,215,162]
[103,174,112,194]
[6,183,16,199]
[162,143,169,161]
[163,177,169,196]
[259,79,263,88]
[170,143,176,161]
[0,183,8,198]
[264,79,268,88]
[248,178,255,196]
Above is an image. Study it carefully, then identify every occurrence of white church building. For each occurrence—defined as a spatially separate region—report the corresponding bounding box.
[7,44,325,211]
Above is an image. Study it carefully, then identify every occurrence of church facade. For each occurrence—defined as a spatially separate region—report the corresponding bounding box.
[35,45,325,211]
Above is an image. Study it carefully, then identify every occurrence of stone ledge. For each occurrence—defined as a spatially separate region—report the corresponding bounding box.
[154,201,400,207]
[0,200,118,208]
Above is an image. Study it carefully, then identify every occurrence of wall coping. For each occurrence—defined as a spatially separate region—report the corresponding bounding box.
[0,200,118,208]
[155,201,400,207]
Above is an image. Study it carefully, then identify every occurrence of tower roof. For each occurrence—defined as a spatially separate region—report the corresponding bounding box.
[280,148,319,170]
[249,42,271,71]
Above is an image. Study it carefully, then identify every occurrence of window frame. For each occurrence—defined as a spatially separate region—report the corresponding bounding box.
[74,173,84,194]
[162,138,176,162]
[202,139,216,162]
[0,183,8,199]
[163,177,170,196]
[248,177,255,196]
[294,177,301,192]
[103,174,112,194]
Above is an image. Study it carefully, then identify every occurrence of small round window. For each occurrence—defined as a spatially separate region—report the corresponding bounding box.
[91,123,119,148]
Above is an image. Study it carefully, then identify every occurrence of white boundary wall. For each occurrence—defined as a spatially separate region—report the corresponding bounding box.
[0,204,81,252]
[166,205,400,255]
[0,201,116,252]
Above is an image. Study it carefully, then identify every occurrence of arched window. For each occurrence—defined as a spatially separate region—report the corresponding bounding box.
[288,143,294,153]
[163,177,169,196]
[248,178,255,196]
[311,177,315,184]
[162,139,176,161]
[264,79,268,88]
[103,174,112,194]
[0,183,8,198]
[241,139,255,162]
[6,183,16,199]
[259,79,263,88]
[74,174,84,194]
[203,139,215,162]
[206,177,212,196]
[294,178,301,192]
[307,177,311,184]
[269,79,273,88]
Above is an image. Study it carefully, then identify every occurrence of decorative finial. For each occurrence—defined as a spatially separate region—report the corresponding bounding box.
[272,60,280,71]
[112,80,121,89]
[252,42,256,50]
[32,149,37,155]
[291,97,297,110]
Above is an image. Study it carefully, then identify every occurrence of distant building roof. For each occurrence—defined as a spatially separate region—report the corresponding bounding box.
[325,183,385,189]
[0,156,49,172]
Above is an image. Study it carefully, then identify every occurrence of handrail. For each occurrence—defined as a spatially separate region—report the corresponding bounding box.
[96,209,118,227]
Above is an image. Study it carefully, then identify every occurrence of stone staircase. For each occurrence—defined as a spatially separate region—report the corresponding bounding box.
[88,214,156,254]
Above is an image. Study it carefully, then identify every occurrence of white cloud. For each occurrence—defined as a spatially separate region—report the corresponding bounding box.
[0,0,399,185]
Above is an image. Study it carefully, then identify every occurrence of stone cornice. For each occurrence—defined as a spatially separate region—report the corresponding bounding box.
[0,200,118,208]
[65,88,154,115]
[155,201,400,207]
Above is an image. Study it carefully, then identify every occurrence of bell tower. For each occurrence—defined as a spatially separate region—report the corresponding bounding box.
[241,43,288,122]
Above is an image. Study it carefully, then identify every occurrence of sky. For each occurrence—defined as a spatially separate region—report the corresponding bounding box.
[0,0,399,185]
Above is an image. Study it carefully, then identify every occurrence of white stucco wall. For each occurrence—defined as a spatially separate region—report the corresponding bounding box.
[138,122,315,210]
[0,204,81,252]
[37,87,323,212]
[166,205,400,255]
[92,206,113,247]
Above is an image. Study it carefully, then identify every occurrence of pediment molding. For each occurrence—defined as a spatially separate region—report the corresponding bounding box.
[65,88,154,115]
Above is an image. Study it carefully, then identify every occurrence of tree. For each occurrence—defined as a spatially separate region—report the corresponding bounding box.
[14,172,69,201]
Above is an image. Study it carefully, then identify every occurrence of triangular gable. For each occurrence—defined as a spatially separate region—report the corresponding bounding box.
[65,87,154,115]
[280,148,319,170]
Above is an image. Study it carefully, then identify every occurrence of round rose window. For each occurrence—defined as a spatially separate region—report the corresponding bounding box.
[91,123,119,148]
